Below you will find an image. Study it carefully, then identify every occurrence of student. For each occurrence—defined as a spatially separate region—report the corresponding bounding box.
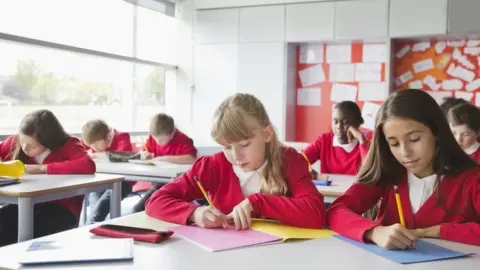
[439,97,467,116]
[81,119,134,224]
[145,93,325,230]
[0,109,95,247]
[303,101,370,175]
[132,113,197,212]
[326,89,480,249]
[448,103,480,162]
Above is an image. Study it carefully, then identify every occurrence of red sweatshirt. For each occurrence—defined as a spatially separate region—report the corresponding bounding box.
[304,132,370,175]
[83,130,132,152]
[0,135,96,218]
[469,147,480,163]
[326,168,480,246]
[133,129,197,192]
[145,146,325,229]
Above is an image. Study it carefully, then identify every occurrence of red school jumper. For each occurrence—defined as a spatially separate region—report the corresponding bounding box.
[0,135,96,219]
[132,129,197,192]
[145,146,325,229]
[326,168,480,246]
[303,132,370,175]
[469,147,480,163]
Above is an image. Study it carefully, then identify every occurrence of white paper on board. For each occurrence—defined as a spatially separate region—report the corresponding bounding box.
[299,44,324,64]
[412,42,430,52]
[361,102,381,130]
[409,80,423,89]
[466,79,480,92]
[435,42,446,54]
[329,64,355,82]
[358,82,388,101]
[297,87,321,106]
[396,45,410,59]
[355,63,382,82]
[441,79,464,91]
[423,75,439,91]
[326,44,351,63]
[362,44,386,63]
[447,40,466,48]
[449,65,476,82]
[467,40,480,47]
[427,91,453,105]
[413,59,434,73]
[476,93,480,107]
[395,71,414,86]
[464,47,480,56]
[330,83,357,102]
[455,91,474,102]
[298,65,325,87]
[453,48,475,70]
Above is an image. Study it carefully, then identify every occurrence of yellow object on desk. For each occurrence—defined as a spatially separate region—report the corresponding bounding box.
[251,220,335,241]
[0,160,25,178]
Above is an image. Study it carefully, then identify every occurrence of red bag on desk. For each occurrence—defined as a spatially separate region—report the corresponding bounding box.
[90,224,173,244]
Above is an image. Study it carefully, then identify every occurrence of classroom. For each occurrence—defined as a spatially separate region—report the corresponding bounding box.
[0,0,480,269]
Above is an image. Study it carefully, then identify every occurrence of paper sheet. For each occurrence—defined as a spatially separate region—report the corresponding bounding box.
[251,221,335,240]
[453,48,475,70]
[441,79,463,91]
[413,58,434,73]
[427,91,452,104]
[361,102,381,130]
[330,83,357,102]
[408,80,423,89]
[362,44,386,62]
[297,87,321,106]
[395,71,413,86]
[476,93,480,107]
[326,44,351,63]
[335,236,470,265]
[435,42,446,54]
[423,75,440,91]
[466,79,480,92]
[329,64,355,82]
[396,45,410,59]
[299,44,324,64]
[455,91,474,102]
[298,65,325,87]
[358,83,388,101]
[464,47,480,56]
[467,40,480,47]
[448,65,475,82]
[412,41,430,52]
[355,63,382,82]
[447,40,466,47]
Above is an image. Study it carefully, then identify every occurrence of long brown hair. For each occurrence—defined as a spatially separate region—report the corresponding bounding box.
[211,93,288,195]
[358,89,479,187]
[10,110,69,163]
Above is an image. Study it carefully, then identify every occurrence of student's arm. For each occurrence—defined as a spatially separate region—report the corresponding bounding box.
[326,183,384,242]
[246,153,325,229]
[155,154,196,164]
[46,138,96,174]
[437,176,480,246]
[145,157,213,224]
[303,136,323,164]
[359,131,373,158]
[155,139,197,164]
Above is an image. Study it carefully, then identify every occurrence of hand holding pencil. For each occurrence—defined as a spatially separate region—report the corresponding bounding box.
[188,177,228,228]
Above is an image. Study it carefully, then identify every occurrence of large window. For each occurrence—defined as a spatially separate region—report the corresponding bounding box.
[0,0,176,135]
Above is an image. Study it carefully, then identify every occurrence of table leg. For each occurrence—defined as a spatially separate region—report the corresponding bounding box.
[18,197,34,242]
[110,181,122,219]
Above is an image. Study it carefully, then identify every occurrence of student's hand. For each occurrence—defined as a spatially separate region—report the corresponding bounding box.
[25,164,47,174]
[227,199,254,230]
[140,151,153,160]
[189,206,228,228]
[365,224,417,250]
[347,126,366,144]
[410,225,440,239]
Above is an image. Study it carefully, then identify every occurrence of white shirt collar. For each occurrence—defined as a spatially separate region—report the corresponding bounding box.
[464,141,480,155]
[407,172,439,214]
[34,149,51,164]
[332,136,358,153]
[232,161,267,196]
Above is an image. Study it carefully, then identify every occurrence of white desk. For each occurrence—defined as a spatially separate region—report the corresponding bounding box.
[0,212,478,270]
[0,174,123,242]
[316,174,356,203]
[95,160,191,183]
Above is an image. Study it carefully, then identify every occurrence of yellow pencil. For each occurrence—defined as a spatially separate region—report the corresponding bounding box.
[393,185,406,226]
[194,177,214,207]
[300,152,311,170]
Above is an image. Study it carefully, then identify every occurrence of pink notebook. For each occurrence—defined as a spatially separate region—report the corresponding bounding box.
[168,225,282,252]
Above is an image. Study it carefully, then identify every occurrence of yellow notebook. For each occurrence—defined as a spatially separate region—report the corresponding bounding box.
[251,220,335,242]
[0,160,25,179]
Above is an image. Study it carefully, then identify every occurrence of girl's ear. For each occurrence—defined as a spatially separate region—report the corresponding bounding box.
[263,125,274,143]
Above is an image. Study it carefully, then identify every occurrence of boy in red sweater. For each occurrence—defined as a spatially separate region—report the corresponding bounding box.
[447,103,480,162]
[303,101,370,175]
[81,119,134,224]
[0,109,95,247]
[145,93,325,230]
[132,113,197,212]
[327,89,480,248]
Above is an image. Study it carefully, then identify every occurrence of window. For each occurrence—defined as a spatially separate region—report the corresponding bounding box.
[0,0,177,135]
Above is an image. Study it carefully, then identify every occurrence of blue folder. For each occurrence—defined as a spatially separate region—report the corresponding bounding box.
[335,235,470,264]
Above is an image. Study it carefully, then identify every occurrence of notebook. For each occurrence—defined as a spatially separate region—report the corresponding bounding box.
[0,177,19,187]
[18,238,134,266]
[128,159,154,165]
[250,220,335,241]
[168,225,282,252]
[336,235,470,264]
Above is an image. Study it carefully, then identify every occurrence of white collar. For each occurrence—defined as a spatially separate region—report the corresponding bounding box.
[106,127,115,148]
[34,149,51,164]
[464,141,480,155]
[232,161,268,180]
[332,136,358,153]
[407,171,438,187]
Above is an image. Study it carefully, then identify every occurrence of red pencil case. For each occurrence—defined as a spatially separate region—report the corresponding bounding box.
[90,224,174,244]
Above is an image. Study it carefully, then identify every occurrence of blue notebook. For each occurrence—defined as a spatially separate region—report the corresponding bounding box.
[335,235,470,264]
